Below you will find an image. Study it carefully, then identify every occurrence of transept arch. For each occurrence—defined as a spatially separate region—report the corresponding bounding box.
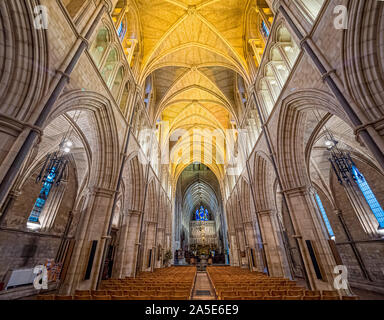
[49,90,121,190]
[276,89,349,190]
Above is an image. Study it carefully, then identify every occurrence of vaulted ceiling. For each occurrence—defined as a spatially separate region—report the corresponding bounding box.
[135,0,262,180]
[137,0,250,79]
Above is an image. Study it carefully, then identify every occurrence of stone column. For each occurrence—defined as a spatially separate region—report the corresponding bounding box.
[235,226,248,267]
[59,186,115,294]
[284,186,337,290]
[141,221,156,272]
[155,227,165,269]
[111,211,131,279]
[258,209,285,277]
[121,210,142,277]
[243,221,264,272]
[228,232,239,266]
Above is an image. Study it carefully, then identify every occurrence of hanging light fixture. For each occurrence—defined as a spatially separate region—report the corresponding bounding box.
[312,110,384,234]
[36,138,71,187]
[327,138,358,186]
[319,121,357,187]
[27,111,81,231]
[27,138,72,231]
[35,111,82,188]
[311,110,357,186]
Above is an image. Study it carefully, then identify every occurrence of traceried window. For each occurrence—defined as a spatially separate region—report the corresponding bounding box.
[195,206,209,221]
[90,28,110,67]
[144,77,152,109]
[314,194,335,239]
[352,166,384,229]
[261,20,270,39]
[27,166,57,227]
[117,20,127,41]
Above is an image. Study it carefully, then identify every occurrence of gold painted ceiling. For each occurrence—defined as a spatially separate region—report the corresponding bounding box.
[134,0,267,180]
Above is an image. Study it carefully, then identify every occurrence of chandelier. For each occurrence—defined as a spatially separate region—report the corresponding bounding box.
[36,138,72,187]
[27,138,72,230]
[311,108,358,186]
[325,135,363,187]
[27,111,81,231]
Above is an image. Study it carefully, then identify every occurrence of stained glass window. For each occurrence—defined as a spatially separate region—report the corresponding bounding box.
[196,206,209,221]
[261,21,270,38]
[315,194,335,239]
[117,21,127,41]
[28,166,57,224]
[352,166,384,229]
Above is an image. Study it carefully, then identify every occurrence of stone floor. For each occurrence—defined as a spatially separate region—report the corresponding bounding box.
[191,271,216,300]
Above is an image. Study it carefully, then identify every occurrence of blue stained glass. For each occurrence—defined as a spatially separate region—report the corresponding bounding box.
[117,21,126,41]
[196,206,209,221]
[261,21,270,38]
[315,194,335,238]
[352,166,384,229]
[28,167,56,224]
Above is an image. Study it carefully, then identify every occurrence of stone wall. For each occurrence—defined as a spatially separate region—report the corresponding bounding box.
[0,230,62,282]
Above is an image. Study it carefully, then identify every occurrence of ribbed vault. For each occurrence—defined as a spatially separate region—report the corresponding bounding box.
[137,0,250,80]
[136,0,266,180]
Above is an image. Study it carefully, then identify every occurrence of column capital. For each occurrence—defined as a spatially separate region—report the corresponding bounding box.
[354,116,384,137]
[257,209,273,216]
[0,113,43,137]
[282,185,308,196]
[127,209,143,216]
[88,186,117,197]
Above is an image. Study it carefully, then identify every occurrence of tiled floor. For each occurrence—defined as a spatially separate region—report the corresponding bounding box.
[192,272,216,300]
